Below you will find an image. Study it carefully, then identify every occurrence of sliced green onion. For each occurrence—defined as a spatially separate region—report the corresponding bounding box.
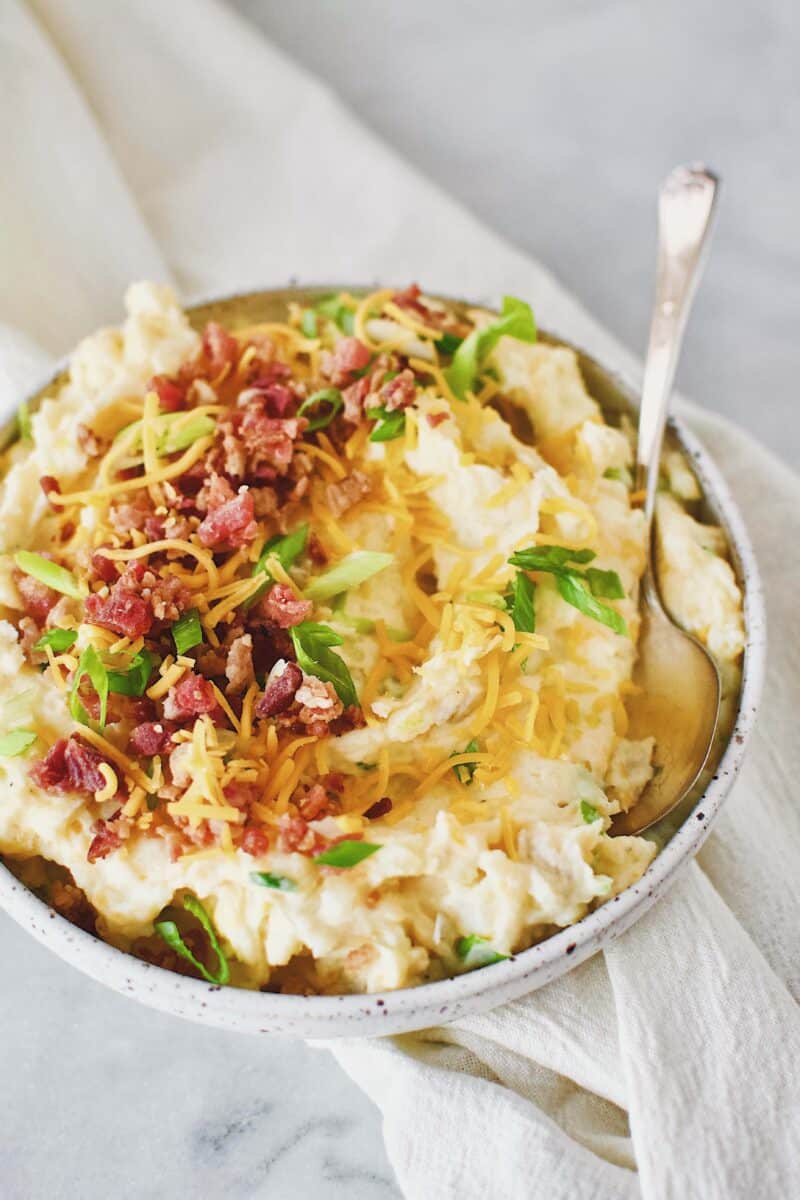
[316,295,356,335]
[69,645,109,728]
[171,608,203,655]
[451,738,480,785]
[300,309,319,338]
[368,408,406,443]
[313,840,381,868]
[252,524,309,579]
[154,894,230,985]
[508,545,596,571]
[585,568,625,600]
[14,551,85,600]
[456,934,509,969]
[250,871,298,892]
[306,551,393,602]
[107,649,158,697]
[580,799,601,824]
[436,331,464,356]
[17,401,33,443]
[338,613,376,635]
[507,545,627,636]
[290,621,358,708]
[114,412,216,457]
[445,296,536,400]
[603,466,633,487]
[356,761,377,771]
[33,628,78,653]
[505,571,536,633]
[555,573,628,636]
[464,589,508,610]
[0,729,37,757]
[297,388,343,432]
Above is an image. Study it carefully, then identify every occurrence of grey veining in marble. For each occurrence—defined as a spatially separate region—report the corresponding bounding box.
[3,3,796,1197]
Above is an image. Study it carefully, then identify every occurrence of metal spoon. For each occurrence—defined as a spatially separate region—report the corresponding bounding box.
[611,164,721,837]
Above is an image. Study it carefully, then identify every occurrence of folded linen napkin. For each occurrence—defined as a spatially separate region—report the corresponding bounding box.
[2,3,798,1198]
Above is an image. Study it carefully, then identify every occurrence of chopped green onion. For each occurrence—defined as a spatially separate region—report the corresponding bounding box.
[252,524,309,578]
[445,296,536,400]
[337,613,376,635]
[17,401,33,443]
[508,545,596,571]
[250,871,298,892]
[603,466,633,487]
[368,407,406,442]
[69,645,109,728]
[456,934,509,969]
[451,738,480,785]
[33,628,78,653]
[115,412,216,457]
[316,295,356,335]
[464,590,508,610]
[507,545,627,636]
[154,894,230,985]
[171,608,203,655]
[297,388,343,432]
[555,573,627,636]
[306,551,393,601]
[580,799,601,824]
[505,571,536,633]
[313,840,381,868]
[436,331,463,356]
[107,649,158,697]
[300,309,319,338]
[0,729,37,757]
[290,621,358,708]
[14,551,85,600]
[356,761,377,771]
[585,568,625,600]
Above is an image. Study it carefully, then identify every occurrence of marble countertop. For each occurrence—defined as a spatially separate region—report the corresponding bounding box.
[3,3,796,1197]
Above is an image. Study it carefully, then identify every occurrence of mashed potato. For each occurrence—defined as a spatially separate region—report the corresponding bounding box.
[0,284,744,993]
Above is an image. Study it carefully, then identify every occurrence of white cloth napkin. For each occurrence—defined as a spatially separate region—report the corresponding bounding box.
[3,2,799,1197]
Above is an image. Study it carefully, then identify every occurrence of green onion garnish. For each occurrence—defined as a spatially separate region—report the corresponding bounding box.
[0,729,37,757]
[14,551,85,600]
[154,894,230,985]
[455,934,509,969]
[505,571,536,634]
[436,332,463,356]
[252,524,309,579]
[305,551,393,602]
[507,545,627,636]
[297,388,343,432]
[445,295,536,400]
[115,412,216,457]
[171,608,203,655]
[313,840,380,868]
[17,402,33,443]
[464,590,508,610]
[250,872,298,892]
[451,738,480,785]
[289,621,358,708]
[367,407,406,443]
[580,799,601,824]
[107,649,158,697]
[300,310,319,338]
[69,645,109,728]
[316,294,356,335]
[33,628,78,654]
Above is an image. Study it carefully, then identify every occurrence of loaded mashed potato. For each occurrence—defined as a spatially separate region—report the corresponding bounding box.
[0,284,745,993]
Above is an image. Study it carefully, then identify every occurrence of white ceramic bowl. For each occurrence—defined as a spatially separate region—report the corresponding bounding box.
[0,287,766,1037]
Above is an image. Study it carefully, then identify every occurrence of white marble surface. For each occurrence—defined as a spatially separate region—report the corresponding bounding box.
[2,3,796,1197]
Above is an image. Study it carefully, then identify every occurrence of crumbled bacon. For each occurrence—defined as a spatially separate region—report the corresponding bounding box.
[250,486,278,519]
[87,819,123,863]
[307,533,328,565]
[149,374,186,412]
[17,616,42,659]
[298,783,339,821]
[261,583,312,629]
[85,586,152,638]
[129,722,173,756]
[364,796,392,820]
[256,662,303,718]
[380,368,416,411]
[238,405,305,476]
[330,704,367,736]
[30,736,111,796]
[276,813,328,856]
[15,571,59,624]
[109,492,156,535]
[90,550,119,584]
[325,470,370,517]
[223,782,258,811]
[77,424,107,458]
[426,411,449,428]
[328,336,371,385]
[342,375,372,423]
[197,489,258,549]
[295,676,343,729]
[163,673,218,721]
[195,470,235,514]
[39,476,61,508]
[322,772,346,793]
[128,570,190,623]
[225,634,254,693]
[240,826,270,857]
[202,321,240,377]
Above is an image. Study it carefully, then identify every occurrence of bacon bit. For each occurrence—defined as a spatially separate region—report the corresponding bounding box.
[258,383,295,418]
[87,820,123,863]
[363,796,392,820]
[261,583,312,629]
[380,368,416,411]
[15,570,59,624]
[195,470,235,514]
[224,782,258,811]
[197,489,258,549]
[392,282,424,311]
[162,673,218,721]
[202,322,240,376]
[109,492,156,535]
[77,424,107,458]
[129,722,173,756]
[238,406,306,476]
[126,569,190,623]
[30,736,112,796]
[342,375,372,423]
[295,677,343,730]
[225,633,254,693]
[298,783,340,821]
[276,813,328,856]
[329,336,371,383]
[149,374,186,412]
[39,475,61,508]
[324,470,371,518]
[250,486,278,519]
[240,826,270,857]
[248,362,291,390]
[307,533,329,565]
[256,662,302,718]
[323,772,346,793]
[85,586,152,638]
[17,616,43,660]
[393,283,466,334]
[426,412,449,428]
[330,704,366,736]
[90,550,119,584]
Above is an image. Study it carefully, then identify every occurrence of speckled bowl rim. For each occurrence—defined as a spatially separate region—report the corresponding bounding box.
[0,284,766,1038]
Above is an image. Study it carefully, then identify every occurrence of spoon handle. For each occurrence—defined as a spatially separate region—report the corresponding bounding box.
[636,164,720,529]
